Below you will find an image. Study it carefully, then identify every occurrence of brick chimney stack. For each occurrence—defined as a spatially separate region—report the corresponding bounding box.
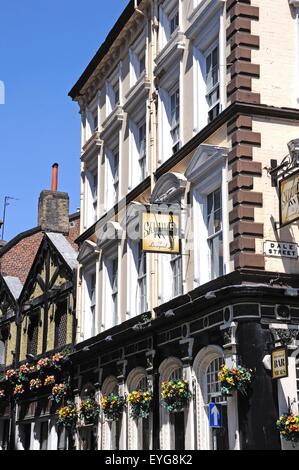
[38,164,69,234]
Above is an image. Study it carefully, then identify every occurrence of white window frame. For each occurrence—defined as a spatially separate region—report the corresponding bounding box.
[158,65,182,164]
[104,135,120,212]
[83,264,97,341]
[129,33,146,88]
[184,145,229,288]
[206,187,223,281]
[205,42,220,123]
[191,5,225,134]
[102,246,120,331]
[101,377,121,450]
[106,65,121,117]
[159,357,187,450]
[85,165,98,226]
[159,0,180,50]
[126,367,152,450]
[128,104,148,190]
[127,240,148,318]
[86,94,100,140]
[193,346,230,450]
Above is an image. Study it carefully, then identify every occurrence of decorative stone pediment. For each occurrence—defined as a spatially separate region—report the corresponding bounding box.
[77,240,98,264]
[120,202,144,241]
[96,221,123,249]
[150,172,187,204]
[184,144,228,184]
[155,30,186,77]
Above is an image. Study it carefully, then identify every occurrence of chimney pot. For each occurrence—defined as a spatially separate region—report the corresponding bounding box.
[52,163,59,192]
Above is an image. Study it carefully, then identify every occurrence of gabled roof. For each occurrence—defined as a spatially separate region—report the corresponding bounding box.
[46,233,78,270]
[3,276,23,301]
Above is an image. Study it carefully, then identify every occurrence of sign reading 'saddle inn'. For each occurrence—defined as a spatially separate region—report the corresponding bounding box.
[280,170,299,227]
[141,207,181,254]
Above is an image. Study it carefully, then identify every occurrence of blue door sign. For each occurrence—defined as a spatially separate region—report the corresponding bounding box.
[209,403,221,428]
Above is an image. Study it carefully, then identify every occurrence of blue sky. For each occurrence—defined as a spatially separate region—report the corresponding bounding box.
[0,0,128,241]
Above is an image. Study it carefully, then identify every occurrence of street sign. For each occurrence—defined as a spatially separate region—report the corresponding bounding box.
[209,403,221,428]
[271,346,288,380]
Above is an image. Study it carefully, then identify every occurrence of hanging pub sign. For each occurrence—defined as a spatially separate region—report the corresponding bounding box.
[141,204,181,254]
[279,170,299,227]
[271,346,288,380]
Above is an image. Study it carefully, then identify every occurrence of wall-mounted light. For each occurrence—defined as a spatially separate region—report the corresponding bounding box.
[164,310,175,318]
[284,287,298,297]
[205,291,216,300]
[288,138,299,166]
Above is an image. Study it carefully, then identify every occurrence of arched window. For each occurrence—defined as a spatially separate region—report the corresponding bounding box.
[193,346,229,450]
[159,357,186,450]
[78,383,97,450]
[101,377,121,451]
[126,368,151,450]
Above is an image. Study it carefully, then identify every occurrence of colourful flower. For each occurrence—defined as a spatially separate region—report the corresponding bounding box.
[44,375,56,387]
[37,357,53,370]
[161,380,191,413]
[29,378,42,390]
[13,384,25,396]
[6,369,17,382]
[277,412,299,447]
[218,365,253,396]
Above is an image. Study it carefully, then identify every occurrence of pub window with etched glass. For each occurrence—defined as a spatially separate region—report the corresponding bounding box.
[205,45,220,123]
[207,188,223,279]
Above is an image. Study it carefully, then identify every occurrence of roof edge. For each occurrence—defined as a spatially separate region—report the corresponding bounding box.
[69,0,142,100]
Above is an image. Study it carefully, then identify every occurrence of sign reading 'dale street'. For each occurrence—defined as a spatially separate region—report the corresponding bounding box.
[271,346,288,380]
[142,208,181,254]
[280,170,299,227]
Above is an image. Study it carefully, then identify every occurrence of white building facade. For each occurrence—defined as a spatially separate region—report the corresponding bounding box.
[69,0,299,451]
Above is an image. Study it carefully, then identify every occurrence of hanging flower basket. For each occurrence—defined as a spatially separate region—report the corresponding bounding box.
[49,383,69,405]
[218,365,253,397]
[29,378,43,391]
[18,364,31,383]
[79,398,101,425]
[128,390,153,419]
[44,375,56,388]
[13,384,25,400]
[57,402,78,429]
[52,353,66,371]
[5,369,18,384]
[101,393,126,421]
[37,357,53,374]
[161,380,191,413]
[277,411,299,447]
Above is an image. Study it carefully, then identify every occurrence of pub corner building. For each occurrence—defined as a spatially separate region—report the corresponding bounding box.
[2,0,299,452]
